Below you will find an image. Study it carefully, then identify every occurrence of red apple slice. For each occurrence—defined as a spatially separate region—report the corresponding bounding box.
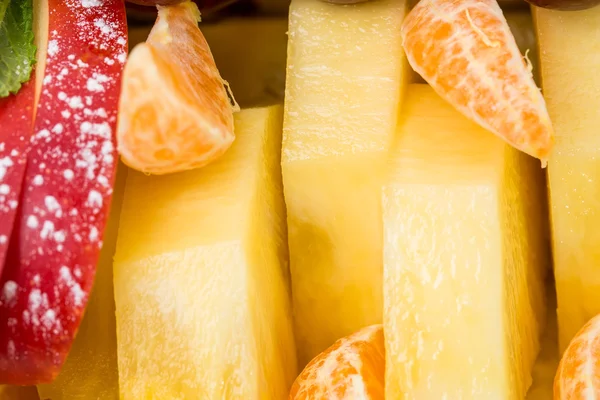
[0,0,127,384]
[0,80,37,274]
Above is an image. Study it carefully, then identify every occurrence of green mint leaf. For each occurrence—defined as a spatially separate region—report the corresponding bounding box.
[0,0,36,98]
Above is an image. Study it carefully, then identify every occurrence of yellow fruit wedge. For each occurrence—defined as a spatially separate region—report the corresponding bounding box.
[0,385,39,400]
[534,6,600,353]
[282,0,409,367]
[113,106,296,399]
[128,18,288,108]
[36,166,127,400]
[383,85,549,399]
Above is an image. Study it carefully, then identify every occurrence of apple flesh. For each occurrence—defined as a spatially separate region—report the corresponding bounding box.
[525,0,600,10]
[0,0,127,385]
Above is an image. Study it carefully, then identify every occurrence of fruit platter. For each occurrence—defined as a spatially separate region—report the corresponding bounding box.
[0,0,598,398]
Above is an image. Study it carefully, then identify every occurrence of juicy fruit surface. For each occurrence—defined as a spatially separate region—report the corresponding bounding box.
[37,166,127,400]
[554,314,600,399]
[525,0,600,10]
[283,0,408,367]
[0,80,36,272]
[0,0,127,384]
[534,5,600,352]
[383,85,548,399]
[402,0,554,163]
[114,107,296,399]
[117,1,234,175]
[289,324,384,400]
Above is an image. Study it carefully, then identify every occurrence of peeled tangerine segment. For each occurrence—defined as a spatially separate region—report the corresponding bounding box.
[113,106,296,399]
[534,6,600,353]
[383,85,549,399]
[36,166,127,399]
[118,1,234,175]
[283,0,409,366]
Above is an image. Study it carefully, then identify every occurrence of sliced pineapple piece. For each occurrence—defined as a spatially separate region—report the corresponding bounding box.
[534,6,600,352]
[282,0,410,366]
[113,106,296,399]
[383,85,549,399]
[36,166,127,399]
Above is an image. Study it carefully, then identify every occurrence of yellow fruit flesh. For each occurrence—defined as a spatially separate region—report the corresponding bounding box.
[383,85,548,399]
[282,0,409,367]
[113,107,296,399]
[36,166,127,399]
[534,6,600,353]
[128,18,288,108]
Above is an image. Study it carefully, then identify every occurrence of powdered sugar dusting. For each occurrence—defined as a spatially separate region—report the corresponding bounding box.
[0,0,126,373]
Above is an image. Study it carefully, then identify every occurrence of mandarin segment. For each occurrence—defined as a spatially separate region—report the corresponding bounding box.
[289,324,384,400]
[117,1,235,175]
[554,314,600,399]
[401,0,554,164]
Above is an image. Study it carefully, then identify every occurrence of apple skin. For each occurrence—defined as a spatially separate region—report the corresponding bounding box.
[0,0,127,385]
[524,0,600,10]
[0,80,36,276]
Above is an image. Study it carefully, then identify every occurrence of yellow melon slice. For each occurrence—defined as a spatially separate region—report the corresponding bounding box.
[534,5,600,353]
[282,0,410,367]
[383,84,549,399]
[113,106,296,399]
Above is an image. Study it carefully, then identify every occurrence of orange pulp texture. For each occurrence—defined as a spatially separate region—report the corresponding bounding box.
[554,313,600,399]
[289,324,385,400]
[117,1,235,175]
[401,0,554,165]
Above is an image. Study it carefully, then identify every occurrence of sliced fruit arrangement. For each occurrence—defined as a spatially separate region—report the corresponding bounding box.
[117,1,235,176]
[534,4,600,356]
[113,106,296,398]
[402,0,554,165]
[290,324,385,399]
[0,0,127,384]
[283,0,409,367]
[384,84,549,398]
[0,0,597,397]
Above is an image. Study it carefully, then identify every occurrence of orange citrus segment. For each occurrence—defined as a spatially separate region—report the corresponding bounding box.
[554,313,600,399]
[401,0,554,165]
[117,1,235,175]
[289,324,385,400]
